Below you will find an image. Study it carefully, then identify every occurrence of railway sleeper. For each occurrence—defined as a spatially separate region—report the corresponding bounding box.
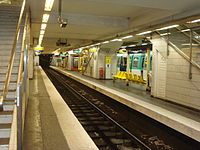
[86,127,112,133]
[69,104,88,107]
[93,138,107,147]
[80,120,110,125]
[79,118,107,122]
[117,144,142,150]
[70,107,92,110]
[75,113,102,118]
[72,110,96,114]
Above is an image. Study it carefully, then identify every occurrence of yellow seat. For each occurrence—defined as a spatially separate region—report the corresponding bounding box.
[127,73,134,81]
[138,76,147,85]
[112,71,121,79]
[119,72,127,80]
[132,74,139,82]
[117,71,124,79]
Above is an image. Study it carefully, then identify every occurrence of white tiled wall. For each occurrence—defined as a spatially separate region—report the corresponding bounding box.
[166,46,200,110]
[151,37,200,110]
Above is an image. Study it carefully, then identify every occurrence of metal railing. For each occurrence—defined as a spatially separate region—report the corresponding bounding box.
[0,0,26,108]
[0,0,29,150]
[155,31,200,71]
[82,53,95,75]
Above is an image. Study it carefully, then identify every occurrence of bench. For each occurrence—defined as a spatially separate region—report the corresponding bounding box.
[113,71,147,86]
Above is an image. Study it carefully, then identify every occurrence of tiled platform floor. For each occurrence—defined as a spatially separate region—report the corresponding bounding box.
[23,67,98,150]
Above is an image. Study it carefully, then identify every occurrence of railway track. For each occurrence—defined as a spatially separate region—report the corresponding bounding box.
[44,68,200,150]
[45,68,151,150]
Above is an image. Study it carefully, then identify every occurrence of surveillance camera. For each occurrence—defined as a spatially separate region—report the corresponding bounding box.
[60,22,67,28]
[59,19,68,28]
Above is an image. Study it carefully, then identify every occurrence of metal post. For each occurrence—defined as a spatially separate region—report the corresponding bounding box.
[189,29,193,79]
[24,46,28,89]
[146,48,151,91]
[0,96,3,111]
[17,84,22,150]
[167,29,170,56]
[127,52,130,73]
[58,0,62,22]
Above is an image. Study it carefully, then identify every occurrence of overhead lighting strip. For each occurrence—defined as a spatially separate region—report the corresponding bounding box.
[136,31,152,35]
[121,35,133,39]
[76,24,182,50]
[187,19,200,24]
[156,24,179,31]
[38,0,54,47]
[42,14,50,23]
[44,0,55,11]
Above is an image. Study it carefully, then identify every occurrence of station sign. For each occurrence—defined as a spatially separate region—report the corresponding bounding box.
[60,54,65,57]
[73,50,81,54]
[105,57,111,64]
[89,48,97,52]
[34,46,44,52]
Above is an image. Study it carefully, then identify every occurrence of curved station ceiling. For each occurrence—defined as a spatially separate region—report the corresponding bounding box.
[29,0,200,53]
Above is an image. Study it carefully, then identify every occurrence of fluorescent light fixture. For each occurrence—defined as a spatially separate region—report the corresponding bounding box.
[181,29,190,32]
[42,14,50,23]
[40,30,45,35]
[160,32,171,36]
[137,31,152,35]
[195,35,200,39]
[38,34,44,45]
[120,46,127,48]
[39,34,44,40]
[102,41,109,44]
[156,25,179,31]
[110,38,122,42]
[121,35,133,39]
[128,45,136,47]
[141,43,148,46]
[95,43,101,46]
[44,0,55,11]
[41,23,47,30]
[38,40,42,45]
[182,43,199,46]
[187,19,200,23]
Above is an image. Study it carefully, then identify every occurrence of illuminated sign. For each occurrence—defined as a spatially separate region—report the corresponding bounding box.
[60,54,65,57]
[89,49,97,52]
[34,46,44,52]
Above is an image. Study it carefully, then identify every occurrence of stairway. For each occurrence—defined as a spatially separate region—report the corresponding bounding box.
[0,4,21,150]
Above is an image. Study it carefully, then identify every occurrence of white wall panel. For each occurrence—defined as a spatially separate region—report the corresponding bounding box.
[166,46,200,110]
[151,38,167,99]
[151,37,200,110]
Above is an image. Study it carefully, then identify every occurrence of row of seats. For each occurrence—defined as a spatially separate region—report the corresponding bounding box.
[112,71,147,85]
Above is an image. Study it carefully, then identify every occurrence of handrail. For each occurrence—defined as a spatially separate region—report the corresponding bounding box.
[154,31,200,71]
[176,25,200,44]
[169,42,200,70]
[17,15,28,84]
[1,0,27,104]
[82,53,95,75]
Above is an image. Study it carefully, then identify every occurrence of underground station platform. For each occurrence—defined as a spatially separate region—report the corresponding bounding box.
[50,66,200,142]
[23,66,200,150]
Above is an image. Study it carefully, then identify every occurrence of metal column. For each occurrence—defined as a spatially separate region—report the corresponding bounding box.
[146,48,151,90]
[189,29,193,79]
